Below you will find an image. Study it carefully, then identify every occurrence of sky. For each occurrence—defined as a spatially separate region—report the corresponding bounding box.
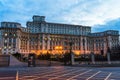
[0,0,120,32]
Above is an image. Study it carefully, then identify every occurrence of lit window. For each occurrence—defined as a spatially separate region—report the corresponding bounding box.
[4,46,6,49]
[4,33,7,36]
[9,46,11,49]
[13,34,16,37]
[4,40,7,43]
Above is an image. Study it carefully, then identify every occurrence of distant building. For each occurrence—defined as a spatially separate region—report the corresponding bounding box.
[0,15,119,55]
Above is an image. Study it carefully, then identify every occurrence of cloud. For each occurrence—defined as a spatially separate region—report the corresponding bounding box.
[58,0,120,26]
[0,0,120,30]
[92,18,120,32]
[0,0,80,26]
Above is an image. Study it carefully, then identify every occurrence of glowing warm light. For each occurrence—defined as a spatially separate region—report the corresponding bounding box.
[55,46,63,50]
[54,46,63,54]
[31,50,35,53]
[74,51,80,55]
[29,48,90,55]
[55,46,59,49]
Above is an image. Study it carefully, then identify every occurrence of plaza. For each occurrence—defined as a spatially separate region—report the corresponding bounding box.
[1,66,120,80]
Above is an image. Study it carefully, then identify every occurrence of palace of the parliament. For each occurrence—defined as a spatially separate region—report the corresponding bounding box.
[0,15,119,55]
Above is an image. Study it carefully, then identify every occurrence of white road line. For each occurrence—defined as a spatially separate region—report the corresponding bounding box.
[104,72,112,80]
[32,68,77,80]
[86,71,101,80]
[48,69,85,80]
[19,69,63,79]
[20,75,37,77]
[19,68,51,75]
[16,71,19,80]
[0,77,15,79]
[67,69,92,80]
[42,68,77,77]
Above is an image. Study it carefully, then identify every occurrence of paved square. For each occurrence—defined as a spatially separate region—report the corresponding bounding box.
[1,66,120,80]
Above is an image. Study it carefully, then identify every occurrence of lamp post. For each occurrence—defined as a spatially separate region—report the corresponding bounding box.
[107,47,111,64]
[28,28,31,55]
[91,39,95,64]
[69,41,74,65]
[83,39,85,58]
[0,48,1,54]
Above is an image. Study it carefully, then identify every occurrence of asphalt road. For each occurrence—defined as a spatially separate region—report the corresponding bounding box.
[1,66,120,80]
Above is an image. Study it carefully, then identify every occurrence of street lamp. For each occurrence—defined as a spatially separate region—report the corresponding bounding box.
[91,39,95,64]
[28,28,31,55]
[69,41,74,65]
[107,47,111,64]
[83,39,85,58]
[0,48,1,54]
[48,48,52,66]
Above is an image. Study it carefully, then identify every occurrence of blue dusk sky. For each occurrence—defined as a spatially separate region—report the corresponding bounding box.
[0,0,120,32]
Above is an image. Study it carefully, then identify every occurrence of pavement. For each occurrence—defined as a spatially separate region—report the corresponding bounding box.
[1,66,120,80]
[1,56,120,80]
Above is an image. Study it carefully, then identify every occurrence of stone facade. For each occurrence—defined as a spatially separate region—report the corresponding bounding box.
[0,15,119,55]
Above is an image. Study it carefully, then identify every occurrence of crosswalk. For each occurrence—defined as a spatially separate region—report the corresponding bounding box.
[0,67,120,80]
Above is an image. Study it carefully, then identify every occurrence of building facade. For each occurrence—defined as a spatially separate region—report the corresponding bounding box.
[0,15,119,55]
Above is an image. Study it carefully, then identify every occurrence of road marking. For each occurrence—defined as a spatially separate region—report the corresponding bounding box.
[0,77,15,79]
[33,68,77,80]
[43,68,76,77]
[20,68,76,79]
[19,69,63,79]
[66,69,92,80]
[86,71,101,80]
[104,72,112,80]
[16,71,19,80]
[20,69,51,75]
[48,69,85,80]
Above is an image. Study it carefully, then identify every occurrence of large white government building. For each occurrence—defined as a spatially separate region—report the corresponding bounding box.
[0,15,119,56]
